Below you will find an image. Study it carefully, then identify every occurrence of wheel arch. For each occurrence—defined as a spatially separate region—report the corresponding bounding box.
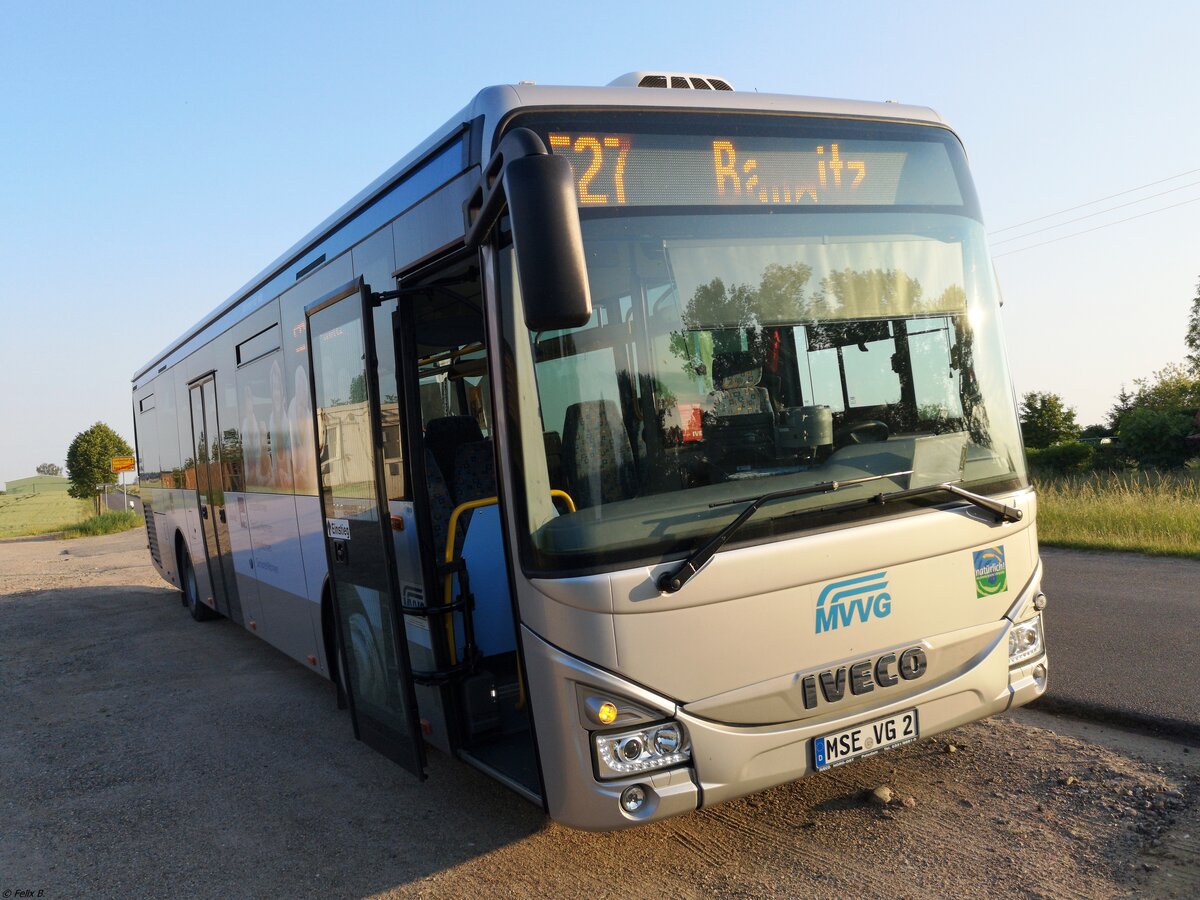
[320,575,337,683]
[174,530,189,603]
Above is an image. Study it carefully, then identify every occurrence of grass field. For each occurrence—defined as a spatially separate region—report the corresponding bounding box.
[61,510,143,539]
[0,490,93,538]
[1034,470,1200,559]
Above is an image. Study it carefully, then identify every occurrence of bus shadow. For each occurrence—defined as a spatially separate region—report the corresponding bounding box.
[0,580,554,895]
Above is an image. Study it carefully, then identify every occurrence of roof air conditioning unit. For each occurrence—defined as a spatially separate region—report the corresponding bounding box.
[608,72,734,91]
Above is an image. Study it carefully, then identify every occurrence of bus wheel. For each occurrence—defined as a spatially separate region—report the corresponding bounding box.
[181,548,218,622]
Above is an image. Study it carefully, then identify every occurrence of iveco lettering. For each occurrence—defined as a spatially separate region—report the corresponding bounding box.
[130,71,1048,830]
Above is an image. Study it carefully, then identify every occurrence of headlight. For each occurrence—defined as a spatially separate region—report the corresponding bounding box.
[1008,615,1044,665]
[594,722,690,779]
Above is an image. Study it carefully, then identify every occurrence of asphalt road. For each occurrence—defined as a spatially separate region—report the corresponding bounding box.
[1035,547,1200,738]
[104,489,142,513]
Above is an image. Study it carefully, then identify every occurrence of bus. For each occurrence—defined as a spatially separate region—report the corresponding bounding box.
[132,71,1048,830]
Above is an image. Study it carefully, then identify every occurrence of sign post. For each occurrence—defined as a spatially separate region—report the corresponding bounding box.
[111,456,136,513]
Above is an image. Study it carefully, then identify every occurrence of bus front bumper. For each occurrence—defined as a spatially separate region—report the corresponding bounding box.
[521,625,1047,831]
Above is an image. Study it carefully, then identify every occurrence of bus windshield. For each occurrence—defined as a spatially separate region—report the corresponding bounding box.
[498,113,1026,573]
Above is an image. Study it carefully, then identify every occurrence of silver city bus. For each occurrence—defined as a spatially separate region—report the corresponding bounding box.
[132,72,1048,830]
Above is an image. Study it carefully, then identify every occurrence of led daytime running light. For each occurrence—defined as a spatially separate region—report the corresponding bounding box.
[1008,615,1044,666]
[594,722,690,778]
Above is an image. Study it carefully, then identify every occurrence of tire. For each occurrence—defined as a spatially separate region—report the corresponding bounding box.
[181,546,218,622]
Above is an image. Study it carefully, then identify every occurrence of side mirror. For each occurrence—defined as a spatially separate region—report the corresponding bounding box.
[504,154,592,331]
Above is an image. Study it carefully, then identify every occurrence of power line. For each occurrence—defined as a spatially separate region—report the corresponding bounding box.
[992,194,1200,259]
[988,167,1200,235]
[990,179,1200,245]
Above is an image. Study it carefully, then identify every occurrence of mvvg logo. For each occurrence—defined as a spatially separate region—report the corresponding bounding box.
[815,572,892,634]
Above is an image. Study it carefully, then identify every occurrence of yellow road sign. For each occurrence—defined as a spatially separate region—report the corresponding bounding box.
[111,456,136,473]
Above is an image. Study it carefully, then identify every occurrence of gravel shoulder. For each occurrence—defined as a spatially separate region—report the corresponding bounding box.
[1,530,1197,898]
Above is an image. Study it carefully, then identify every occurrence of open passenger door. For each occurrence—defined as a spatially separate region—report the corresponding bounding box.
[306,279,425,778]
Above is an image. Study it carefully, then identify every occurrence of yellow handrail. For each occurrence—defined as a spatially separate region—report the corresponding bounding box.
[439,489,577,709]
[550,489,577,513]
[443,497,499,667]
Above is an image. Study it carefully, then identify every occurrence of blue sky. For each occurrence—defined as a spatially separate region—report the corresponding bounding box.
[2,1,1197,484]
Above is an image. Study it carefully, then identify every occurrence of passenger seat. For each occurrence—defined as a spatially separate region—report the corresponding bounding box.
[451,440,497,544]
[425,415,483,504]
[561,399,637,509]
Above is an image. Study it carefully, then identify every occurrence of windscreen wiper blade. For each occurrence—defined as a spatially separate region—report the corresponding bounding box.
[657,470,912,594]
[868,482,1023,524]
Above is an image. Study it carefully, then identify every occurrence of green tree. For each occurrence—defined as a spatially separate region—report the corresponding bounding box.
[1119,407,1193,469]
[1186,278,1200,374]
[66,422,134,507]
[1106,384,1135,433]
[1019,391,1081,449]
[1130,363,1200,413]
[35,462,62,476]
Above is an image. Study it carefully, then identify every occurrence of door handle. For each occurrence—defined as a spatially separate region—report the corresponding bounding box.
[200,506,209,519]
[218,508,227,524]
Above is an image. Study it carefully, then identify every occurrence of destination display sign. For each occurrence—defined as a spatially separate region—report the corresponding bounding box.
[546,132,961,209]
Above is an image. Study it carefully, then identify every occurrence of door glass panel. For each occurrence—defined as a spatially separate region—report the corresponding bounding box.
[308,284,424,777]
[200,380,242,622]
[188,383,222,607]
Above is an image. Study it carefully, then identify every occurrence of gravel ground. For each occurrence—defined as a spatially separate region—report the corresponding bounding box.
[1,529,1197,899]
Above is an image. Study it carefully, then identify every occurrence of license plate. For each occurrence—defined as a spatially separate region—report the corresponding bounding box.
[813,709,919,771]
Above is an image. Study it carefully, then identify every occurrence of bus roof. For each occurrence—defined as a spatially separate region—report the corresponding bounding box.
[133,80,945,383]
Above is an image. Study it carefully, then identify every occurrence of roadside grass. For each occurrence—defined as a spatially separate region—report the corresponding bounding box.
[0,491,92,538]
[61,510,143,539]
[1034,470,1200,559]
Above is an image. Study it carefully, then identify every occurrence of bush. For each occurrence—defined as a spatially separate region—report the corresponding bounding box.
[1118,407,1193,469]
[1026,441,1094,475]
[61,510,142,538]
[1090,442,1132,471]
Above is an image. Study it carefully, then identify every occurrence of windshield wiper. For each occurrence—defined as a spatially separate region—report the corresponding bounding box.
[657,470,912,594]
[868,482,1023,524]
[657,474,1023,594]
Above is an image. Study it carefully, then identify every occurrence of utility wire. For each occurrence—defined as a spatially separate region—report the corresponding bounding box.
[991,179,1200,245]
[988,167,1200,235]
[992,194,1200,259]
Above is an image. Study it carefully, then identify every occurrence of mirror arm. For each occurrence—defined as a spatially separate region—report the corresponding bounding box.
[463,127,548,247]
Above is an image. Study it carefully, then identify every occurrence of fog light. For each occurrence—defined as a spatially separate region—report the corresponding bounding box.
[621,785,647,813]
[1008,615,1044,666]
[1033,663,1047,688]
